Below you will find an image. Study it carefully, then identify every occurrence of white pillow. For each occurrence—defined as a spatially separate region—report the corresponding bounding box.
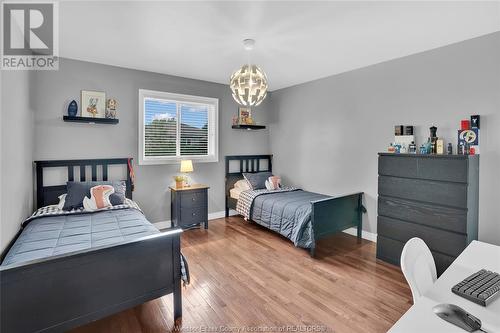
[57,194,67,210]
[83,185,115,211]
[234,179,251,191]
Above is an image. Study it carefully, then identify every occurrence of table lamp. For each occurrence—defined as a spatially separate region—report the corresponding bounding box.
[180,160,194,187]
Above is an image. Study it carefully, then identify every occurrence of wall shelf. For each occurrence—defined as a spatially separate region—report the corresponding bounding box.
[63,116,119,125]
[232,124,266,130]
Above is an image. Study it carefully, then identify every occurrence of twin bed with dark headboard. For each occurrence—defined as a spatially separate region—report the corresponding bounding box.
[225,155,365,256]
[0,158,183,333]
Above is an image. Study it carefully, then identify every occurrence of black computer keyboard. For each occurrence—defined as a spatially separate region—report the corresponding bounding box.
[452,269,500,306]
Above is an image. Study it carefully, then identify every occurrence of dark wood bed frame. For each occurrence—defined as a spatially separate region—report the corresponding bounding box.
[0,158,183,333]
[225,155,365,257]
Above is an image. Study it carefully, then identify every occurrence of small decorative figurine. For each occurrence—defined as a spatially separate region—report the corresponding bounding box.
[105,98,117,119]
[67,100,78,117]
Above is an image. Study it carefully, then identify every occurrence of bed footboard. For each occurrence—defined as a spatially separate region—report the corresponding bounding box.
[310,192,365,256]
[0,228,183,333]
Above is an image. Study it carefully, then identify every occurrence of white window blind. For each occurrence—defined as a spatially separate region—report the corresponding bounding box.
[139,90,218,165]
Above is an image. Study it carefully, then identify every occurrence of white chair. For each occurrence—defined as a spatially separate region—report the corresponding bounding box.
[401,237,437,303]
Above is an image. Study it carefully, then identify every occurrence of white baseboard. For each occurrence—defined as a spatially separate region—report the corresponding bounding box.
[342,227,377,242]
[153,209,238,230]
[153,220,172,230]
[154,212,376,243]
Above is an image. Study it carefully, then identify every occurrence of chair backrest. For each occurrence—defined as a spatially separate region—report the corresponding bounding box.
[400,237,437,303]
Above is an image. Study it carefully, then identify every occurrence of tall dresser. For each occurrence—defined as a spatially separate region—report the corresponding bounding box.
[377,153,479,275]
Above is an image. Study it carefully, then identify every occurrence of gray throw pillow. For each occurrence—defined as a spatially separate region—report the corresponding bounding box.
[242,172,273,190]
[63,181,126,210]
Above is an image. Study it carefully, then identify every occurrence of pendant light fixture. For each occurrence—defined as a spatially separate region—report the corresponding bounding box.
[230,39,268,107]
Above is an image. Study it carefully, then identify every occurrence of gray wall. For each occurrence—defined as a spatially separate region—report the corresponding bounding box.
[31,58,271,223]
[269,32,500,245]
[0,70,35,252]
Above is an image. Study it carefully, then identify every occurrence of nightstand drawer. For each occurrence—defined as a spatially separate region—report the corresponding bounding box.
[180,190,206,208]
[180,206,207,225]
[170,184,210,229]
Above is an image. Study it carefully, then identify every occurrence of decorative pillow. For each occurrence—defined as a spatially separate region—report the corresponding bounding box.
[63,181,126,210]
[265,176,281,190]
[243,172,273,190]
[83,185,115,211]
[234,179,251,191]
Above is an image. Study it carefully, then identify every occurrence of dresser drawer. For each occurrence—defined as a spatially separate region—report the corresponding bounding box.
[379,155,469,183]
[417,158,468,183]
[180,190,207,208]
[180,206,207,226]
[378,176,467,208]
[378,196,467,234]
[378,216,467,257]
[379,155,418,178]
[376,235,456,276]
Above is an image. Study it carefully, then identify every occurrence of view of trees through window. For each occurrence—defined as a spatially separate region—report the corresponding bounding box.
[144,99,208,157]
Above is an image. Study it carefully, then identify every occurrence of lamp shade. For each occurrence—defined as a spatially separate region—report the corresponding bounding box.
[230,64,268,107]
[180,160,194,173]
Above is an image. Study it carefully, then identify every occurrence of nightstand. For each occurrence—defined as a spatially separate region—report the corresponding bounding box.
[170,184,209,229]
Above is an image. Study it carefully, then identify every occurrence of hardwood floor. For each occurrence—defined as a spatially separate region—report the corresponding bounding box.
[72,217,412,333]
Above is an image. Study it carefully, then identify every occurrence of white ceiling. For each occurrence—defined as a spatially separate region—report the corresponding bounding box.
[60,1,500,91]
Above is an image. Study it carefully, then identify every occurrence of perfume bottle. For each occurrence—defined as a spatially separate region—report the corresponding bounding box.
[409,141,417,154]
[429,126,438,154]
[458,142,464,155]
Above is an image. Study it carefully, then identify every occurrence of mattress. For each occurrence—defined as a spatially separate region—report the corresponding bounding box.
[230,187,243,200]
[1,208,159,266]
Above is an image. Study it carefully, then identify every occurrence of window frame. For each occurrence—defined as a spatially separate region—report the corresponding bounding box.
[138,89,219,165]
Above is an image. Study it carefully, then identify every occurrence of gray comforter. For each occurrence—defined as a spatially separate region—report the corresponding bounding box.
[251,190,330,248]
[2,208,159,266]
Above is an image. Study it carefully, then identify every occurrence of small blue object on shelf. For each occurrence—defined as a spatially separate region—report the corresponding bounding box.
[68,100,78,117]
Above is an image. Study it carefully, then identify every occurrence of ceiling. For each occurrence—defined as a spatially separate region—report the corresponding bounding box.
[60,1,500,91]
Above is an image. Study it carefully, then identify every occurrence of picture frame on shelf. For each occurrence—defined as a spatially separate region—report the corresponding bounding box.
[81,90,106,118]
[238,107,254,125]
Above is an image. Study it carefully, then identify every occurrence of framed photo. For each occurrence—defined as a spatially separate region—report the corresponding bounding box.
[238,107,253,125]
[81,90,106,118]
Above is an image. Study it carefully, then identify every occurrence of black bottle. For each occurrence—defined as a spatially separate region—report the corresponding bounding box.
[447,143,453,155]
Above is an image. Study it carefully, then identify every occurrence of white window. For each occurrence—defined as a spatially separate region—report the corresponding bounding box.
[139,89,218,165]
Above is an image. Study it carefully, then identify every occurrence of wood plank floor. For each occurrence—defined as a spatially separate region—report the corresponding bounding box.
[73,217,412,333]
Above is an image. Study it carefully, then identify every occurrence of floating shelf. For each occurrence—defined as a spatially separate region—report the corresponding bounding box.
[232,124,266,130]
[63,116,119,124]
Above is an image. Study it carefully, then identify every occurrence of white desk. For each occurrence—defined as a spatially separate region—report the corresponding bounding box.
[389,241,500,333]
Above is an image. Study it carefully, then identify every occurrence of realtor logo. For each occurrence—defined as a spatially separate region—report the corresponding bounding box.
[1,1,58,70]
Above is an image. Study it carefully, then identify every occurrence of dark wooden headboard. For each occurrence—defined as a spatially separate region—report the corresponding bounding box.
[224,155,273,216]
[34,158,133,209]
